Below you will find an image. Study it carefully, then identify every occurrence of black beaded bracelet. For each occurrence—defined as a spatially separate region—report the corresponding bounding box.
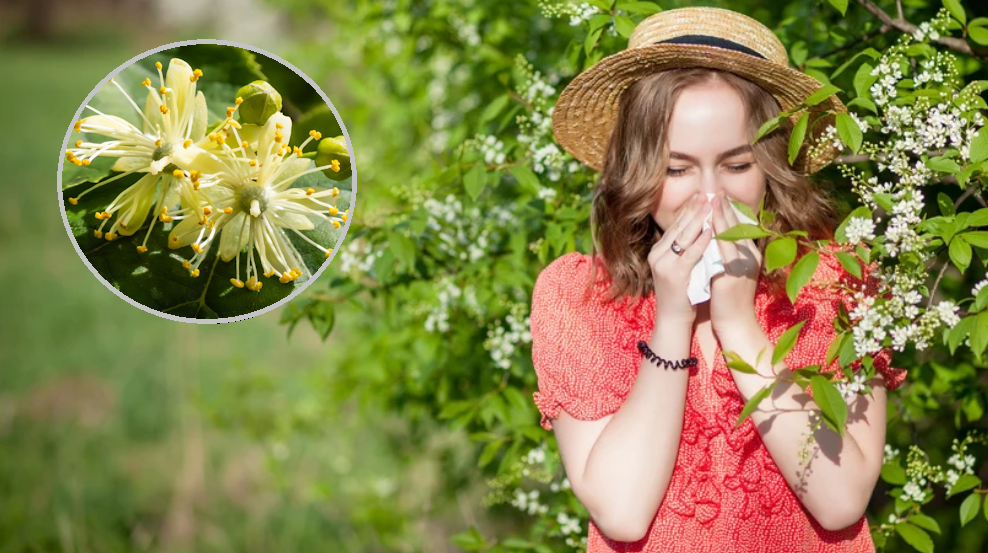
[637,340,698,370]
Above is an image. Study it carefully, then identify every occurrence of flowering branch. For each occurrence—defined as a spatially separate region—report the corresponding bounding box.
[855,0,986,59]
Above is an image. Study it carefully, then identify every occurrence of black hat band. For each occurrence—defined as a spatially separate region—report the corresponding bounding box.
[656,34,768,60]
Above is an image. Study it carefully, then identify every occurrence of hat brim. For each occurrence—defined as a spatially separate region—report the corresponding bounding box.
[552,43,848,175]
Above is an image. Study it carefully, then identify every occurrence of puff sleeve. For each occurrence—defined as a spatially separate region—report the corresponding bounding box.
[530,253,642,430]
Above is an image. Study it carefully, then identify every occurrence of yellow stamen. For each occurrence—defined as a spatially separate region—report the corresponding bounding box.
[173,169,184,178]
[276,123,284,129]
[226,109,234,118]
[306,188,314,196]
[193,181,200,191]
[203,207,212,216]
[182,259,191,269]
[74,120,82,132]
[241,140,249,149]
[94,230,102,238]
[274,131,283,143]
[69,198,78,205]
[105,232,117,241]
[331,159,340,172]
[160,105,169,115]
[159,86,167,94]
[246,276,256,289]
[255,281,263,292]
[332,187,339,197]
[183,139,192,149]
[160,215,173,223]
[333,221,341,228]
[328,206,338,215]
[137,246,148,253]
[192,244,200,253]
[190,170,200,182]
[75,140,82,147]
[230,278,244,288]
[229,120,241,129]
[224,207,233,214]
[82,159,91,166]
[155,139,162,147]
[249,159,257,167]
[235,97,243,105]
[294,147,302,156]
[325,249,333,258]
[155,61,162,70]
[191,269,200,278]
[141,78,151,87]
[264,270,275,278]
[341,212,347,222]
[191,69,203,82]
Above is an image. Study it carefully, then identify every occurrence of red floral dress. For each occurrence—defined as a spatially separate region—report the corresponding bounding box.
[530,251,907,553]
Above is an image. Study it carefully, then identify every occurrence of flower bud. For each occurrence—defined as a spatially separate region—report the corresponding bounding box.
[235,81,283,126]
[315,136,352,181]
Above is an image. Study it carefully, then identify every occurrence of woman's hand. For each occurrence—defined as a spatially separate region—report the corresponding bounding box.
[709,192,762,334]
[648,192,713,325]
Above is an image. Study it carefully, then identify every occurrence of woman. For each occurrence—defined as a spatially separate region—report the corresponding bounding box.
[530,7,907,553]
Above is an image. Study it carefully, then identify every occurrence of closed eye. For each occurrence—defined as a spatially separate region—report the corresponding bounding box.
[666,163,753,177]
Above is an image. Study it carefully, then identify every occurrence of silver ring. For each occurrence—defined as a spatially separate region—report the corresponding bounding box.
[670,241,685,256]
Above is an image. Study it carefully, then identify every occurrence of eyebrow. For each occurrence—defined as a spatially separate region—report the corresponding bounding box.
[669,145,753,163]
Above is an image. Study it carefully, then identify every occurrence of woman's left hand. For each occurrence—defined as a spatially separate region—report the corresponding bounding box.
[709,192,763,334]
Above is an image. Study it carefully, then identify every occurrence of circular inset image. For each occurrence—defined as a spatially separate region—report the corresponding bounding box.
[59,41,354,322]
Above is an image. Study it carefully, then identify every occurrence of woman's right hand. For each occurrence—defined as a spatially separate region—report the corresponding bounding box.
[647,192,714,324]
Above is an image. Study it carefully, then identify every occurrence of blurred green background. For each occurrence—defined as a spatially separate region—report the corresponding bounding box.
[0,2,487,552]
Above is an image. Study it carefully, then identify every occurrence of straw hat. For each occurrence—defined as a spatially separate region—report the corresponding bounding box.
[552,6,847,175]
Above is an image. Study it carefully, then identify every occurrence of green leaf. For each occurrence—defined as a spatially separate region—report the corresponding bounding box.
[730,198,758,223]
[585,26,604,55]
[944,0,966,25]
[969,208,988,227]
[723,350,757,374]
[971,311,988,360]
[617,1,662,15]
[948,474,982,498]
[773,320,808,366]
[804,84,842,106]
[977,286,988,311]
[827,0,849,16]
[786,252,820,304]
[788,111,810,166]
[388,232,416,270]
[463,164,487,200]
[947,316,975,355]
[811,375,848,435]
[715,223,771,241]
[972,126,988,165]
[961,231,988,248]
[735,384,774,428]
[613,16,636,38]
[480,94,510,125]
[961,493,981,526]
[765,237,797,272]
[478,440,504,468]
[753,114,785,143]
[926,156,961,173]
[939,192,956,216]
[908,514,941,535]
[853,62,878,99]
[509,165,541,194]
[847,96,878,114]
[835,112,862,154]
[830,48,881,80]
[949,236,972,273]
[895,522,934,553]
[881,464,907,486]
[873,193,894,212]
[970,25,988,46]
[835,251,862,279]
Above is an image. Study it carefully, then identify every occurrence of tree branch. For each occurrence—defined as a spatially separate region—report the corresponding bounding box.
[855,0,986,59]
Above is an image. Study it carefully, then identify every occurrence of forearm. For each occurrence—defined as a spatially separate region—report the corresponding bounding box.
[718,319,872,530]
[580,319,692,538]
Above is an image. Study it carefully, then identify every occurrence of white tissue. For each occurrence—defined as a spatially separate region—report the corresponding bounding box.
[687,192,759,305]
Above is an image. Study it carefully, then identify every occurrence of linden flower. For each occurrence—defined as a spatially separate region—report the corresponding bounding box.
[167,112,348,290]
[65,58,212,252]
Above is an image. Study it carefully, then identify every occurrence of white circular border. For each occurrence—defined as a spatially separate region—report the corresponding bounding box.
[57,39,356,324]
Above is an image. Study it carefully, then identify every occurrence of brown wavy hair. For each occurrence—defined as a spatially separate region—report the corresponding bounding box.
[586,68,839,303]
